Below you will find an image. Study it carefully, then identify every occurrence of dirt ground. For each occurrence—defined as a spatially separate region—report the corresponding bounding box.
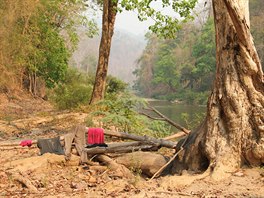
[0,93,264,198]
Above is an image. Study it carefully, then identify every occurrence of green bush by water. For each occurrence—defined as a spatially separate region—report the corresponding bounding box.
[89,92,171,138]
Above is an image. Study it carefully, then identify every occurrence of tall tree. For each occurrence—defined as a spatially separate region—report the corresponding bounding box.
[172,0,264,180]
[90,0,118,104]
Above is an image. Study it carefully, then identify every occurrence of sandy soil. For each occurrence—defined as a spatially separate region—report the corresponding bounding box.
[0,93,264,198]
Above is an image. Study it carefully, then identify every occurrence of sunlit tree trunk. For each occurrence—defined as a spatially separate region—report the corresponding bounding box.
[90,0,117,104]
[172,0,264,180]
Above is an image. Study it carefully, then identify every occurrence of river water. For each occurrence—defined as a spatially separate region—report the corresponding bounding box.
[148,100,206,130]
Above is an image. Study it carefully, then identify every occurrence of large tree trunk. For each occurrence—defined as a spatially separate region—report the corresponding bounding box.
[171,0,264,180]
[90,0,117,104]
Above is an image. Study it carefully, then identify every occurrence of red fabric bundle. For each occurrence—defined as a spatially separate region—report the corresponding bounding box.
[87,128,104,144]
[20,140,33,147]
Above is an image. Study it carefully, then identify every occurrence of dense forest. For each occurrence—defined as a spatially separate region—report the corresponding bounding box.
[133,0,264,104]
[0,0,97,95]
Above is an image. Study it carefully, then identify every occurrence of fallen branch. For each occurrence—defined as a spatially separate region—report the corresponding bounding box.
[83,141,158,155]
[162,131,186,140]
[0,128,178,151]
[10,172,39,194]
[139,112,166,121]
[150,146,184,180]
[149,133,189,180]
[104,130,177,148]
[147,106,190,134]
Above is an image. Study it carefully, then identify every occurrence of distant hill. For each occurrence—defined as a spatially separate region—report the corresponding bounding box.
[70,28,146,84]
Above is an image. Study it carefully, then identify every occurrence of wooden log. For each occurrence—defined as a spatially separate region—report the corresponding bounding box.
[96,155,134,179]
[104,130,177,148]
[162,131,186,140]
[148,106,190,134]
[0,129,177,152]
[116,151,168,177]
[83,141,158,155]
[150,133,189,180]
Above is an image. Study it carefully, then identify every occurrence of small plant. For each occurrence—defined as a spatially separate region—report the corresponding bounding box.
[129,153,143,186]
[40,175,50,188]
[106,75,128,95]
[2,115,15,124]
[36,111,50,117]
[84,116,95,127]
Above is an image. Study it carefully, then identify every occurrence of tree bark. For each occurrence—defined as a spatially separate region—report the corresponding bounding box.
[171,0,264,180]
[89,0,117,104]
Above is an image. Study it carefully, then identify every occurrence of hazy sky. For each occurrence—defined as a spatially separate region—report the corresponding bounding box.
[115,11,153,36]
[94,1,181,36]
[93,0,207,36]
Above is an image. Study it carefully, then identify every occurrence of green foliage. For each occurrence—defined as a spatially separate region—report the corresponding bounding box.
[90,93,171,137]
[177,90,209,105]
[119,0,198,38]
[134,1,264,104]
[0,0,98,92]
[152,40,180,91]
[106,76,128,95]
[36,21,69,88]
[133,34,160,97]
[134,17,215,105]
[146,120,171,138]
[191,18,215,90]
[92,93,145,131]
[50,67,93,110]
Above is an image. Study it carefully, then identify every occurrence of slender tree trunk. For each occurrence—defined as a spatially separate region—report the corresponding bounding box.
[171,0,264,180]
[90,0,117,104]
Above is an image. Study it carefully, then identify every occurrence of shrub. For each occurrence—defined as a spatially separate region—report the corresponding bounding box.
[89,93,171,137]
[50,67,93,110]
[106,75,128,95]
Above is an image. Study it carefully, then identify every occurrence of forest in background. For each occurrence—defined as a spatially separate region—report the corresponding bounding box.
[0,0,263,107]
[133,0,264,104]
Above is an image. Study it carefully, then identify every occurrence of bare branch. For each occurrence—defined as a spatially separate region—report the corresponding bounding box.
[139,112,166,121]
[142,105,190,134]
[104,130,177,148]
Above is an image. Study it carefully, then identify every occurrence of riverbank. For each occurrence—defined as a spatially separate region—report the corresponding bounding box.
[1,94,264,197]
